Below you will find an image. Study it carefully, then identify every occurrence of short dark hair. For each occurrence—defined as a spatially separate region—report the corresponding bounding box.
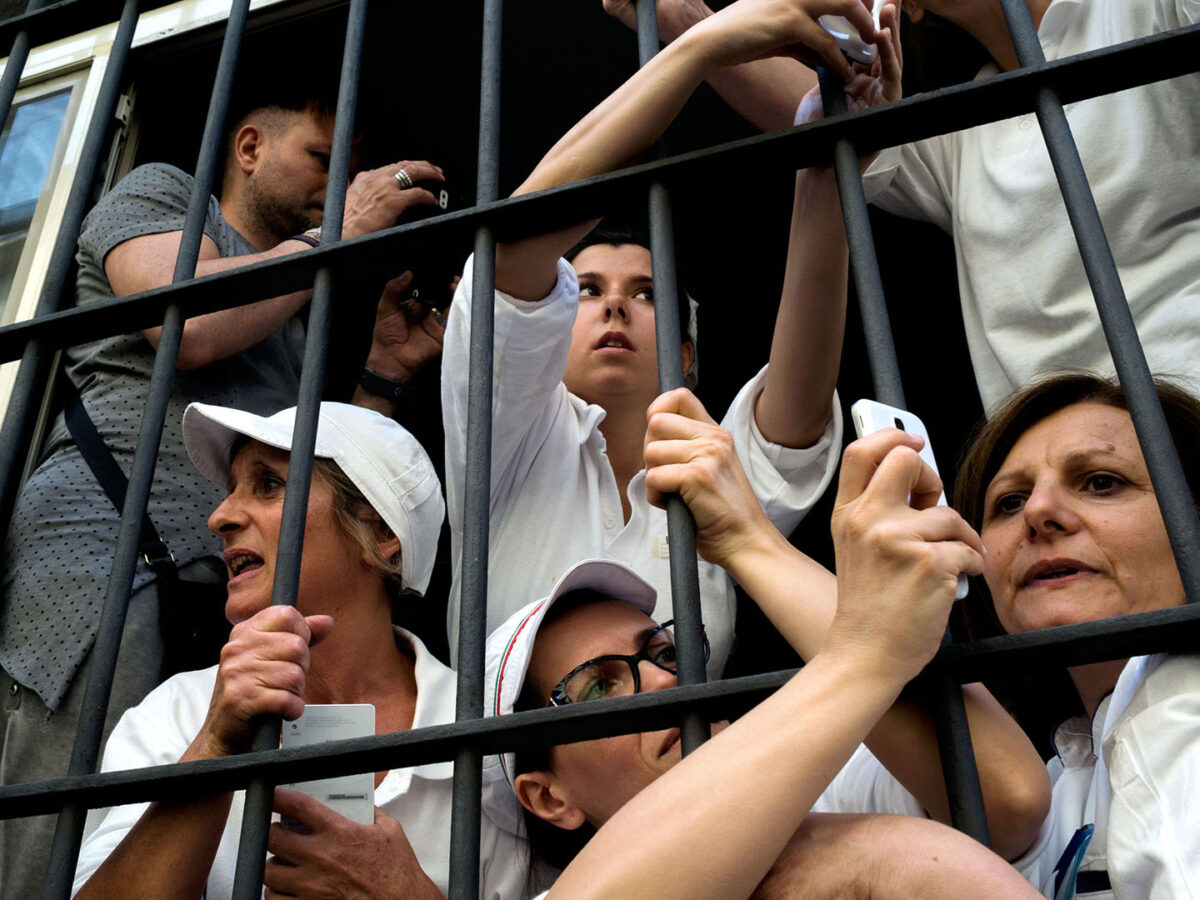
[220,62,342,172]
[566,222,694,348]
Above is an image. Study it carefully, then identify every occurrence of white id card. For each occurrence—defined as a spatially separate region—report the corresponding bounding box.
[280,703,375,825]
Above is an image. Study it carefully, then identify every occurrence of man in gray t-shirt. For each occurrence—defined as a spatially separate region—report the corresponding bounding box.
[0,95,447,898]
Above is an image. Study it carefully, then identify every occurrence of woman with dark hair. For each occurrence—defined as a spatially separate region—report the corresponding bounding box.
[74,403,523,899]
[943,372,1200,897]
[444,0,902,679]
[481,388,1053,898]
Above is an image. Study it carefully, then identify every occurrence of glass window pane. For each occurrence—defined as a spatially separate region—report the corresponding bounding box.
[0,89,72,315]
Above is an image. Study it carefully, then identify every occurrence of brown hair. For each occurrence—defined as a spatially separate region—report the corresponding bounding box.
[950,373,1200,751]
[313,457,405,596]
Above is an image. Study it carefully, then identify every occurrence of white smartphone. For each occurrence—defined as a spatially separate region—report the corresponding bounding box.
[280,703,375,826]
[850,399,969,600]
[820,0,887,66]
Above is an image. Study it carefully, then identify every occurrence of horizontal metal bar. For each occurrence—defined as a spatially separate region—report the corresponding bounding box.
[1,22,1194,366]
[935,602,1200,683]
[5,600,1200,821]
[0,0,177,54]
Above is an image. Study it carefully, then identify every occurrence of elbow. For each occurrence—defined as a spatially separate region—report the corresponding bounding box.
[141,326,217,370]
[985,765,1051,861]
[173,343,218,371]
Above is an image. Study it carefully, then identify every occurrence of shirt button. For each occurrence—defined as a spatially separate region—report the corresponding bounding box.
[603,516,616,529]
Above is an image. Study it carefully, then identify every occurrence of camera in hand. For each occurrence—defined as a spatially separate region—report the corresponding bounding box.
[401,181,458,312]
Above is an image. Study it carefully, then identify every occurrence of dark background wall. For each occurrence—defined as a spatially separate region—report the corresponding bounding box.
[122,0,984,671]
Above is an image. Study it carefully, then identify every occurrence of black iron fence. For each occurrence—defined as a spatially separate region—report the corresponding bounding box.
[0,1,1198,898]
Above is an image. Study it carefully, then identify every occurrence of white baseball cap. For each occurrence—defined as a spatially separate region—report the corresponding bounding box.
[183,401,445,594]
[481,558,657,834]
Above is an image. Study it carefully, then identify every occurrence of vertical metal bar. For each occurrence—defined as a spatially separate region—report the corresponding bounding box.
[0,0,47,134]
[0,0,139,544]
[817,70,904,408]
[636,0,710,756]
[819,68,990,845]
[998,0,1200,606]
[228,0,368,895]
[42,0,251,885]
[448,0,502,893]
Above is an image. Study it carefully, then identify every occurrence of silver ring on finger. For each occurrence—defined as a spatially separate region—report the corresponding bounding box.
[393,168,414,190]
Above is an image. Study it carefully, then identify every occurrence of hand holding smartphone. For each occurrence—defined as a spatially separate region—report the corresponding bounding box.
[820,0,887,66]
[851,399,969,600]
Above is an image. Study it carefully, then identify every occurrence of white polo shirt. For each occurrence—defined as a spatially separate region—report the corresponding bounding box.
[857,0,1200,411]
[442,255,842,676]
[72,629,527,899]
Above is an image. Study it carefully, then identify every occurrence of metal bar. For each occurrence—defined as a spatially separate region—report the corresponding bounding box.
[229,0,367,894]
[998,0,1200,606]
[820,68,989,844]
[5,24,1200,364]
[448,0,502,892]
[818,69,904,408]
[0,0,46,134]
[0,0,139,545]
[0,0,180,55]
[636,0,711,756]
[11,596,1200,820]
[40,0,252,893]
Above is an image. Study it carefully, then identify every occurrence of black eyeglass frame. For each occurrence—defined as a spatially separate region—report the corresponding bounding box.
[547,619,711,707]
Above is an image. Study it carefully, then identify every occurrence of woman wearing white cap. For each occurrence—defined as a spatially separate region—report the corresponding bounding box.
[483,389,1052,898]
[74,402,523,899]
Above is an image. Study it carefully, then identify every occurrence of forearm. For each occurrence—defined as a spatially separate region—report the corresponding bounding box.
[721,525,1047,859]
[77,737,235,899]
[756,168,847,447]
[861,686,1050,861]
[753,813,1041,899]
[76,793,233,900]
[633,0,817,131]
[142,239,312,369]
[549,650,906,900]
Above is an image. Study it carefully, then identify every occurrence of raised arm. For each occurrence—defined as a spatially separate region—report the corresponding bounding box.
[754,0,903,448]
[551,420,981,900]
[494,0,877,301]
[124,159,443,370]
[644,388,1050,860]
[602,0,819,132]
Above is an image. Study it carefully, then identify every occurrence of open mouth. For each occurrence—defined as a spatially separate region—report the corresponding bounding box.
[225,549,265,580]
[1022,558,1095,586]
[596,331,633,352]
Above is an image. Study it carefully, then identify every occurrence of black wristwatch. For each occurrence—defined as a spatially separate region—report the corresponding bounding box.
[359,366,409,401]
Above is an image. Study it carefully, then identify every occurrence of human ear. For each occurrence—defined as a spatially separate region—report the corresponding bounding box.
[681,341,695,379]
[360,518,400,571]
[901,0,924,22]
[233,124,265,176]
[514,771,587,831]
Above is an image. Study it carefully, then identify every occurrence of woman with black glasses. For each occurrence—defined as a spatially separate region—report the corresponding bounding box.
[481,388,1050,899]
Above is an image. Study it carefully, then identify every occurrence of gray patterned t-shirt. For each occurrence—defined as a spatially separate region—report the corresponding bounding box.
[0,163,304,710]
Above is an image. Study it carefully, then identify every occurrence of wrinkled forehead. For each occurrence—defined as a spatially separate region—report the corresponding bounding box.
[990,403,1141,481]
[227,438,291,485]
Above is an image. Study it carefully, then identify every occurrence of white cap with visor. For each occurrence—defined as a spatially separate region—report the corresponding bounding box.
[183,401,445,594]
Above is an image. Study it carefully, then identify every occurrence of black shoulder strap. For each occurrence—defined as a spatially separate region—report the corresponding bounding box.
[60,377,178,582]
